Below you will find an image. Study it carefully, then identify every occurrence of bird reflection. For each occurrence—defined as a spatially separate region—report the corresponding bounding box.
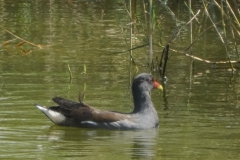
[38,126,159,159]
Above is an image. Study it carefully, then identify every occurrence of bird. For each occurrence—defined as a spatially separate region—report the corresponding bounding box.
[35,73,163,130]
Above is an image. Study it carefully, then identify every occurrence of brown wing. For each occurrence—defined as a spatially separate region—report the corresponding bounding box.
[52,97,87,109]
[50,97,129,123]
[90,110,130,122]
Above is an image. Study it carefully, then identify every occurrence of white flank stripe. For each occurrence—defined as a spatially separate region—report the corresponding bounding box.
[81,121,98,126]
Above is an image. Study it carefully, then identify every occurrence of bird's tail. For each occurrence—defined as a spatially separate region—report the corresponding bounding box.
[35,104,66,124]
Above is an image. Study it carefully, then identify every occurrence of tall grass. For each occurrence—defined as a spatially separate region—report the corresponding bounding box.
[116,0,240,77]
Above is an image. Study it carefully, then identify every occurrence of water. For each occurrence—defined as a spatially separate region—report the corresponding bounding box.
[0,0,240,159]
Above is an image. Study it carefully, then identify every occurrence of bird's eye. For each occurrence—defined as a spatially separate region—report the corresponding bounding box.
[149,78,154,82]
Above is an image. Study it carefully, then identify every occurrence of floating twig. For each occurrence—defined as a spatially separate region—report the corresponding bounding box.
[0,27,43,49]
[2,38,17,46]
[16,41,26,47]
[156,43,238,64]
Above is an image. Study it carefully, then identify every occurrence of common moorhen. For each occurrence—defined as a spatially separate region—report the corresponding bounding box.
[35,73,163,130]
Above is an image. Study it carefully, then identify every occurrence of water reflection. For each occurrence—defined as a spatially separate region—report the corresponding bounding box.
[39,126,159,159]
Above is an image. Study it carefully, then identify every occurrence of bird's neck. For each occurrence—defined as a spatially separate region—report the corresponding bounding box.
[132,90,154,113]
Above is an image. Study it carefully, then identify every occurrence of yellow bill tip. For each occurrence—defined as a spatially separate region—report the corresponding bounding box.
[153,80,163,90]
